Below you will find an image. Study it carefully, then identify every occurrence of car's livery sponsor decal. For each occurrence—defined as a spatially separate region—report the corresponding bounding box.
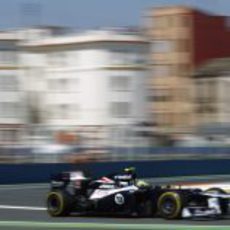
[89,185,138,200]
[114,193,125,205]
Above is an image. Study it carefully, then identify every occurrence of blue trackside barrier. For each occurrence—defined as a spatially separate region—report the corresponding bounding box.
[0,159,230,184]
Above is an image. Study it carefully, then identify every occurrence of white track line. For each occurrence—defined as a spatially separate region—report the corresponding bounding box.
[0,184,48,191]
[0,205,46,211]
[0,221,229,229]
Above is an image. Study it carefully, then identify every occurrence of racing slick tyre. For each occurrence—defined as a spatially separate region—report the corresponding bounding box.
[47,190,73,217]
[157,192,183,219]
[205,187,228,215]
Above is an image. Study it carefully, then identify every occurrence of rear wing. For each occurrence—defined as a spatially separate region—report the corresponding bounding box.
[51,172,71,182]
[50,171,88,188]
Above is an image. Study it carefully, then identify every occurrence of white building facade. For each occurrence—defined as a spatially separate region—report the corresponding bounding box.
[0,32,26,144]
[21,29,150,132]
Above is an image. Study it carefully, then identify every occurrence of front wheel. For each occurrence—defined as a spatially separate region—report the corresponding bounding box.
[205,187,228,215]
[157,192,183,219]
[47,190,73,217]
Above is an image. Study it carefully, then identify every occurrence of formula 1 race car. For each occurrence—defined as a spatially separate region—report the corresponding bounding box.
[46,168,229,219]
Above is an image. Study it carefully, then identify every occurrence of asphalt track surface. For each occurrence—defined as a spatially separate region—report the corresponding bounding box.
[1,177,230,230]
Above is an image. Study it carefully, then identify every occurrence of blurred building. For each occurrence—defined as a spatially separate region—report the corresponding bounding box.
[193,58,230,126]
[191,58,230,145]
[20,28,150,144]
[0,31,26,145]
[145,6,230,135]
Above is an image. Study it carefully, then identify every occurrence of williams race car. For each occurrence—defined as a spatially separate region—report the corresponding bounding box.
[46,168,229,219]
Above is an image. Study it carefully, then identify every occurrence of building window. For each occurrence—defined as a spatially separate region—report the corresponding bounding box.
[149,17,155,29]
[59,104,68,119]
[227,81,230,103]
[196,79,216,103]
[131,53,147,64]
[110,102,131,118]
[0,75,18,91]
[0,51,17,65]
[110,49,146,66]
[47,52,67,66]
[154,65,170,77]
[195,79,217,114]
[196,105,217,114]
[153,16,160,28]
[48,78,74,92]
[155,112,171,127]
[110,76,130,91]
[0,103,19,118]
[50,106,57,119]
[175,64,190,76]
[154,16,170,28]
[59,79,68,91]
[68,78,79,92]
[151,40,172,53]
[174,40,190,52]
[51,104,73,119]
[0,130,17,143]
[180,15,191,27]
[70,104,79,118]
[149,89,171,102]
[111,50,128,65]
[112,51,130,65]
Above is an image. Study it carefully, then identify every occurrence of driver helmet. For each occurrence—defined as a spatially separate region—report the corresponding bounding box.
[136,179,150,188]
[123,167,136,174]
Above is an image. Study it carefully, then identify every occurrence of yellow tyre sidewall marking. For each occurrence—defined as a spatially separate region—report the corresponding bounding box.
[47,192,64,216]
[157,192,182,219]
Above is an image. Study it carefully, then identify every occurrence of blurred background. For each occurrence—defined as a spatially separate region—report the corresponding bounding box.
[0,0,230,163]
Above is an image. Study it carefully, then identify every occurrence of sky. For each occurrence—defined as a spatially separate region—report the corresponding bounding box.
[0,0,229,30]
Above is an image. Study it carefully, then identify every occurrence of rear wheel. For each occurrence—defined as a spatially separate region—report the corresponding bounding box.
[157,192,183,219]
[47,190,73,217]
